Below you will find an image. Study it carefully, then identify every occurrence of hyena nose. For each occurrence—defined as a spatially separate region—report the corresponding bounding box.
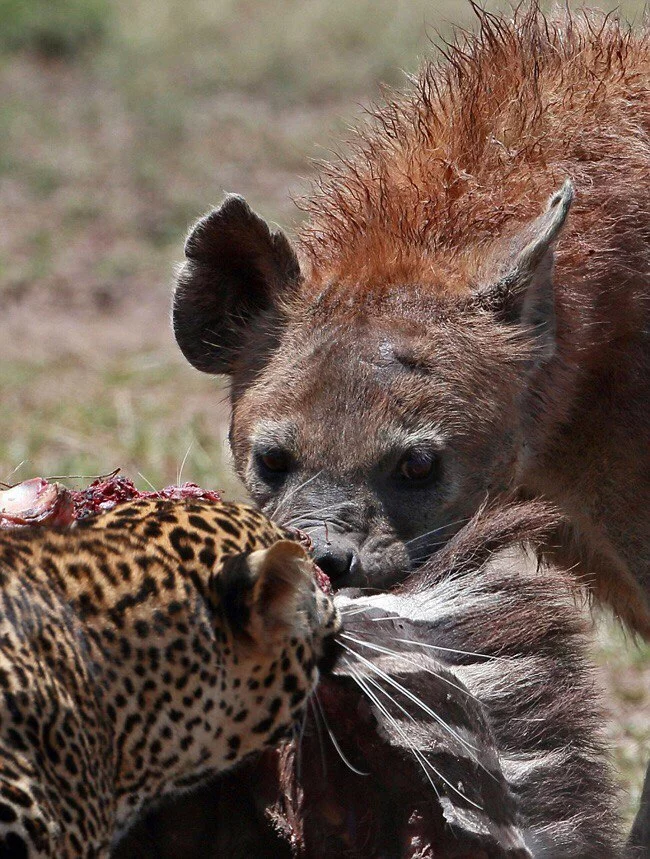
[312,540,357,583]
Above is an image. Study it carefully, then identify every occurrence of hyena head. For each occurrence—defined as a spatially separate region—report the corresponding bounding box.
[173,184,572,589]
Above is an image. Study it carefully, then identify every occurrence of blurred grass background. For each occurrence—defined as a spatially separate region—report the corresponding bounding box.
[0,0,648,828]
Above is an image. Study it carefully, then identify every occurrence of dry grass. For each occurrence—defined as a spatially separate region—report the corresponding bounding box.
[0,0,647,832]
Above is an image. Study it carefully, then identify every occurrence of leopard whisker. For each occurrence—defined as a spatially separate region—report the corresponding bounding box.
[353,615,504,661]
[294,706,309,785]
[342,633,502,784]
[312,691,370,777]
[340,632,476,701]
[392,637,507,662]
[308,696,328,780]
[176,441,194,488]
[345,660,484,811]
[2,459,27,485]
[343,661,441,798]
[339,604,380,618]
[339,640,482,762]
[137,471,159,493]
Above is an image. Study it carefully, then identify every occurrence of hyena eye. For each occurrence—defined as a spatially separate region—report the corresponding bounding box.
[257,449,291,478]
[397,449,440,483]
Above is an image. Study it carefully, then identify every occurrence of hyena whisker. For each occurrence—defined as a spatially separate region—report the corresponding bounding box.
[312,691,369,777]
[297,516,352,535]
[339,642,481,764]
[403,516,473,548]
[408,543,457,563]
[286,502,348,525]
[271,470,325,521]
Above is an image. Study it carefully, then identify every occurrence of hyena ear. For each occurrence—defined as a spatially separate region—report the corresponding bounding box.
[476,180,574,362]
[173,194,302,374]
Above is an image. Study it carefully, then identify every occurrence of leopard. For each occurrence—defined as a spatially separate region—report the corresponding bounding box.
[0,496,339,857]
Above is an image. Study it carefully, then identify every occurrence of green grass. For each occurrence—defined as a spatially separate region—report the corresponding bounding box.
[594,618,650,827]
[0,356,242,497]
[0,0,110,57]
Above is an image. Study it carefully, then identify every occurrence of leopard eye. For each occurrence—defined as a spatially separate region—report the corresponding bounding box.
[256,449,291,478]
[397,449,440,483]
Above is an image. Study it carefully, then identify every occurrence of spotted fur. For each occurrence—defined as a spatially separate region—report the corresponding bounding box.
[0,497,339,857]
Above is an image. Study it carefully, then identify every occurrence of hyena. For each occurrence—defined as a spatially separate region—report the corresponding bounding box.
[172,5,650,848]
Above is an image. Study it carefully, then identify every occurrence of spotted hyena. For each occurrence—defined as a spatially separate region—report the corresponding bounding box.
[173,7,650,847]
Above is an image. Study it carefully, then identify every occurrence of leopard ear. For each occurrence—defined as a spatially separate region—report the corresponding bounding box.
[215,542,312,644]
[173,195,302,375]
[475,180,573,364]
[247,541,313,642]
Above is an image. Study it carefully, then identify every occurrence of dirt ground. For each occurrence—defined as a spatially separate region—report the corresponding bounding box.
[0,0,648,831]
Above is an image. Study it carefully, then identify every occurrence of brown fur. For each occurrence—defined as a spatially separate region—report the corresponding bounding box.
[299,5,649,298]
[174,2,649,617]
[285,3,650,633]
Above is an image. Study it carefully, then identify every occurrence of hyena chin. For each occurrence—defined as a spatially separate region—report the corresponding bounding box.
[172,4,649,850]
